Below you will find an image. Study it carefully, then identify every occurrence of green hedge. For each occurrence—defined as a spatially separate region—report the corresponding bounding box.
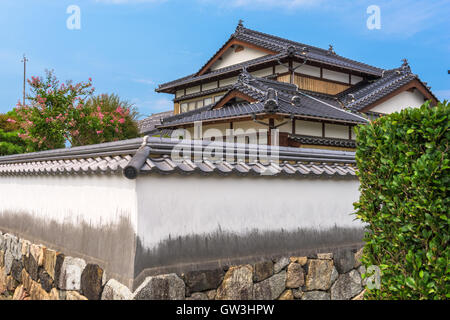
[354,101,449,300]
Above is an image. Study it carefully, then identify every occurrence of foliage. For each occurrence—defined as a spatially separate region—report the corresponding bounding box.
[13,70,139,151]
[0,112,27,156]
[80,93,139,146]
[354,101,449,300]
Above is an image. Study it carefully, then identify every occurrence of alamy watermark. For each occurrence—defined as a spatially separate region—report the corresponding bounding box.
[367,5,381,30]
[170,121,279,175]
[66,5,81,30]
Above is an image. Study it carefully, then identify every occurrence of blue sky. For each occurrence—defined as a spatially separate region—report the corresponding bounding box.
[0,0,449,118]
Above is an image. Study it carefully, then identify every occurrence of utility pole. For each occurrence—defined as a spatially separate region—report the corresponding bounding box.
[21,54,28,106]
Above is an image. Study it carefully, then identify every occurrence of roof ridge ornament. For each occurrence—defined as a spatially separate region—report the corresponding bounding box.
[234,19,245,36]
[264,88,278,113]
[401,58,411,73]
[287,45,297,57]
[327,44,336,55]
[291,95,302,106]
[237,67,252,84]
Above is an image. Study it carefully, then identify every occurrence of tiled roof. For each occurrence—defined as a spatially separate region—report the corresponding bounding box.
[338,62,436,112]
[138,111,173,134]
[0,137,357,179]
[289,134,356,148]
[156,25,383,92]
[157,71,367,127]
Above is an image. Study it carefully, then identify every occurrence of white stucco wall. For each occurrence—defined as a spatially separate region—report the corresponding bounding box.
[295,120,322,136]
[295,64,321,78]
[136,175,362,250]
[325,123,349,139]
[211,46,268,70]
[370,89,426,114]
[0,175,138,230]
[322,69,349,84]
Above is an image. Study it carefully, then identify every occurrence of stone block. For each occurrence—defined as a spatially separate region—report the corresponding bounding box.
[330,270,362,300]
[305,259,334,291]
[101,279,132,300]
[65,291,88,300]
[23,254,39,281]
[289,256,307,266]
[334,249,355,274]
[80,264,104,300]
[317,253,333,260]
[302,291,330,300]
[56,256,86,291]
[216,265,253,300]
[253,260,273,282]
[4,251,13,275]
[278,289,293,300]
[43,248,57,279]
[29,244,44,267]
[186,292,208,300]
[183,268,224,292]
[273,257,289,273]
[206,289,216,300]
[253,270,286,300]
[286,263,305,288]
[11,259,23,282]
[132,273,185,300]
[38,268,54,293]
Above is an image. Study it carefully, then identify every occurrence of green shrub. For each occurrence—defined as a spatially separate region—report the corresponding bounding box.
[354,101,449,300]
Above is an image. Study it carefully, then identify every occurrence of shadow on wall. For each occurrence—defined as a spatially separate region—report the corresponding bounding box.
[134,226,364,281]
[0,210,136,288]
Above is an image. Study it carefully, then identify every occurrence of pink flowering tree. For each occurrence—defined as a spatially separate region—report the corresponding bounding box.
[13,70,139,151]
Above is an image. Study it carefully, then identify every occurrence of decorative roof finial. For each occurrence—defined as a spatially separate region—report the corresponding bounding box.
[233,19,245,36]
[327,44,335,55]
[287,46,297,57]
[264,88,279,113]
[401,58,411,73]
[238,66,251,83]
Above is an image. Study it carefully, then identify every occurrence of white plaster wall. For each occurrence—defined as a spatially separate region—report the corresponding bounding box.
[136,175,362,249]
[251,67,273,78]
[295,120,322,136]
[322,69,349,84]
[295,64,321,78]
[276,65,289,74]
[203,81,218,91]
[351,75,363,85]
[275,119,292,133]
[219,76,238,87]
[211,46,268,70]
[176,90,184,98]
[370,89,426,114]
[0,175,138,231]
[186,85,201,95]
[325,123,349,139]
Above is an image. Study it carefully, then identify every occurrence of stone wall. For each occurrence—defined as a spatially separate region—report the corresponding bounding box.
[1,231,366,300]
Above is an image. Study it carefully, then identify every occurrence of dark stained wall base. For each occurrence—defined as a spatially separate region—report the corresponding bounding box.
[134,226,364,290]
[0,211,136,289]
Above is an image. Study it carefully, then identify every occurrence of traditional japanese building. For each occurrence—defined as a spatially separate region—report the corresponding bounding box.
[140,22,438,150]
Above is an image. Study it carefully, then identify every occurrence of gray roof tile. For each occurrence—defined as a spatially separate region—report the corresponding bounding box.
[0,137,357,179]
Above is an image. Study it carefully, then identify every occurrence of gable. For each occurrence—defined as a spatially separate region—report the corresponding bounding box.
[370,89,426,114]
[197,39,277,76]
[210,45,270,71]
